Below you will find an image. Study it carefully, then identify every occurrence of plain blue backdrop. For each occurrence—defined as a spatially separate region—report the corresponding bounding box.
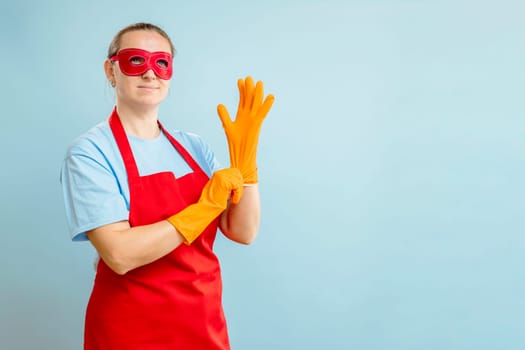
[1,0,524,349]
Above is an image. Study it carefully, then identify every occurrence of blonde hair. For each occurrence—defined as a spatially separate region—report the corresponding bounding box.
[107,22,176,58]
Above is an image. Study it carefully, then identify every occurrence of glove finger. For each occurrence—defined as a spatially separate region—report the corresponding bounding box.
[217,104,233,129]
[237,78,245,112]
[226,167,243,182]
[230,185,243,204]
[226,167,243,204]
[253,80,264,112]
[257,94,275,120]
[244,76,255,110]
[217,167,242,182]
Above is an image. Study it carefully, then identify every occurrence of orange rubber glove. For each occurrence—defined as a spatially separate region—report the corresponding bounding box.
[166,168,243,245]
[217,76,275,184]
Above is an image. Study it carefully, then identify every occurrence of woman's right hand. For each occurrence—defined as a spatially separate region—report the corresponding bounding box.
[201,167,244,207]
[167,168,244,244]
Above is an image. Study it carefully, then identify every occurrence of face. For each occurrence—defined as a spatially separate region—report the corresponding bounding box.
[105,30,172,109]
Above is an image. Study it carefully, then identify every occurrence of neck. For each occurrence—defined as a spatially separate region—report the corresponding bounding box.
[115,103,161,139]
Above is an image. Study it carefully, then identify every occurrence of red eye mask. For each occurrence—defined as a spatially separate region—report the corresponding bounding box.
[110,48,173,80]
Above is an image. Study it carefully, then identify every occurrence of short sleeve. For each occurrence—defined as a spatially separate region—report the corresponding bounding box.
[197,135,222,176]
[60,144,129,241]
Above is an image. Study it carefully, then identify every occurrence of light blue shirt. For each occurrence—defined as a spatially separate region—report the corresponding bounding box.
[60,120,221,241]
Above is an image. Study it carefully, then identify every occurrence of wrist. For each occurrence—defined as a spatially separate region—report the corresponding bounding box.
[241,166,258,184]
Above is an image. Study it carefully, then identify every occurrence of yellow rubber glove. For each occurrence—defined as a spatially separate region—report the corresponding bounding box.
[217,76,275,184]
[167,168,243,245]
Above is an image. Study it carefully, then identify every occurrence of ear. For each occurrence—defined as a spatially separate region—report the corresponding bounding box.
[104,59,114,81]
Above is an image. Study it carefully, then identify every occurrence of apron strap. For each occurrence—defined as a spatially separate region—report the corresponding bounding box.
[158,121,208,177]
[108,107,140,180]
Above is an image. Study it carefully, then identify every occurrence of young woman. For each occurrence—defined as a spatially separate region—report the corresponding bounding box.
[60,22,274,349]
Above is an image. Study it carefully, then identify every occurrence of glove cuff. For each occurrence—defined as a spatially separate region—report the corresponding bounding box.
[167,204,223,245]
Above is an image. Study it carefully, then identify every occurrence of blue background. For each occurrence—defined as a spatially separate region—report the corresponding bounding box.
[1,0,524,349]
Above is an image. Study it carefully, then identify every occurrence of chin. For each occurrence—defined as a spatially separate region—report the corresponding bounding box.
[136,96,166,106]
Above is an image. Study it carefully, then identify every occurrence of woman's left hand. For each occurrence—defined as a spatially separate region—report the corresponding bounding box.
[217,76,275,184]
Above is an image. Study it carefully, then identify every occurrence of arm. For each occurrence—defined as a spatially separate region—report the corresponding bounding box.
[220,185,260,244]
[87,220,183,275]
[216,76,274,244]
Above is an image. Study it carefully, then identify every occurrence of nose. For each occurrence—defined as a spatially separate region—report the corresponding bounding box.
[142,68,157,80]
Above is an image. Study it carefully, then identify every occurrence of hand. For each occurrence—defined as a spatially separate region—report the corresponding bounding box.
[217,76,275,184]
[200,167,244,207]
[167,168,244,244]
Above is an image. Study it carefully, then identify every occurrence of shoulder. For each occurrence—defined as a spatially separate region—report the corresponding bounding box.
[65,121,112,155]
[63,121,118,167]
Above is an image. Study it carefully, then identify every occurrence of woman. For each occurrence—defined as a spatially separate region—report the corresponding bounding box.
[60,22,274,349]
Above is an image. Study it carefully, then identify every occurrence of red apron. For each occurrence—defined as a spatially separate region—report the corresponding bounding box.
[84,108,230,350]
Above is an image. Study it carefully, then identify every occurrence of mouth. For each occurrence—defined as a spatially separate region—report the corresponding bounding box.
[137,86,160,90]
